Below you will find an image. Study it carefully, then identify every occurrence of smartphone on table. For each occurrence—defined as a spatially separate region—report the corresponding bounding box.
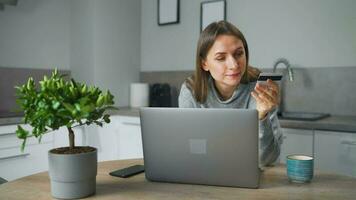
[109,165,145,178]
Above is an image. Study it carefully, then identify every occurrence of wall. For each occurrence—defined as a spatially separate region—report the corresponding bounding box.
[69,0,95,85]
[0,0,141,107]
[94,0,141,107]
[70,0,141,106]
[141,0,356,71]
[0,0,70,69]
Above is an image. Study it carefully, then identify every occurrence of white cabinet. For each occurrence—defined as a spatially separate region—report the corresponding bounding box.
[85,116,120,162]
[69,115,143,161]
[314,130,356,177]
[117,116,143,160]
[0,115,144,180]
[279,128,314,163]
[0,124,53,181]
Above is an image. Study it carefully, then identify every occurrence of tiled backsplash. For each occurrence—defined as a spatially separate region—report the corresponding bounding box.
[0,67,70,117]
[141,66,356,116]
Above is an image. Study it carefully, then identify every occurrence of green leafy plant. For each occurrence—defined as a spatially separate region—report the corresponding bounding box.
[15,69,117,151]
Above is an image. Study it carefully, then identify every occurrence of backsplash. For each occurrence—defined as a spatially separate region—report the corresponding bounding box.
[278,66,356,116]
[0,67,70,117]
[1,67,354,116]
[141,66,356,116]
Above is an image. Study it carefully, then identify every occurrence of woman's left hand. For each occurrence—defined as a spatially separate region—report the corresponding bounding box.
[251,79,280,120]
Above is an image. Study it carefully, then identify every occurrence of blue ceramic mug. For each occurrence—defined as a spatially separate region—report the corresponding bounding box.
[286,155,314,183]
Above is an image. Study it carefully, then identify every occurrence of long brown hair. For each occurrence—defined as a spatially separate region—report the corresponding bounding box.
[186,21,259,103]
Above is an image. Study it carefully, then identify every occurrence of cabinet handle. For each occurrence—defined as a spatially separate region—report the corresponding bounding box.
[122,122,140,126]
[341,140,356,146]
[0,153,30,160]
[0,132,16,136]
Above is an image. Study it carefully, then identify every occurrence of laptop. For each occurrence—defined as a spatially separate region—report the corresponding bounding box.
[139,107,260,188]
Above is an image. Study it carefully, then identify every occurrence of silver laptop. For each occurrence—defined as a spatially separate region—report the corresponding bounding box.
[140,107,260,188]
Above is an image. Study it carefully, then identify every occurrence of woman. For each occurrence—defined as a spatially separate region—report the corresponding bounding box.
[178,21,282,167]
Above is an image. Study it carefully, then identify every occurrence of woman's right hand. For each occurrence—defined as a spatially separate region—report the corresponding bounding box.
[251,79,280,120]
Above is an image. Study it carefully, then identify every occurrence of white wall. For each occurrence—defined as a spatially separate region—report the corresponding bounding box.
[141,0,199,72]
[93,0,141,107]
[0,0,141,107]
[141,0,356,71]
[70,0,141,106]
[0,0,70,69]
[70,0,95,85]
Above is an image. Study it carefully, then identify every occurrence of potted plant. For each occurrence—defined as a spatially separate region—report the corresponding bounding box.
[15,69,116,199]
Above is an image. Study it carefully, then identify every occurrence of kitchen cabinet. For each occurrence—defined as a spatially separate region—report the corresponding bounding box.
[84,116,143,161]
[279,128,314,163]
[314,130,356,177]
[0,115,144,180]
[116,116,143,160]
[85,116,120,162]
[0,124,53,181]
[30,115,143,163]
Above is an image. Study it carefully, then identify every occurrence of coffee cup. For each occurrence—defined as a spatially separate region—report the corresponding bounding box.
[286,155,314,183]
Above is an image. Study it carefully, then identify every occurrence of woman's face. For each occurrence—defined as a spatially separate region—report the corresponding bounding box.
[202,34,247,92]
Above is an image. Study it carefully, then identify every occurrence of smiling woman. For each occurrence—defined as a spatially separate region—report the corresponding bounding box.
[178,20,283,167]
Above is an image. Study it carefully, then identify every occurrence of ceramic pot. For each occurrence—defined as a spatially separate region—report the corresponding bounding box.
[48,148,97,199]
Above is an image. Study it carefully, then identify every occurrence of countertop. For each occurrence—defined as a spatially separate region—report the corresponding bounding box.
[110,107,356,133]
[1,107,356,133]
[279,115,356,133]
[1,159,356,200]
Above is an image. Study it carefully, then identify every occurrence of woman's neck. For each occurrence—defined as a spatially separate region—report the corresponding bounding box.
[213,81,239,101]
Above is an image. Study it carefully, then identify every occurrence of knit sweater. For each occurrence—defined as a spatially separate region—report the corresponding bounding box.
[178,77,283,167]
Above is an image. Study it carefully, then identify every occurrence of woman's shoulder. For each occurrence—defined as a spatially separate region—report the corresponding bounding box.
[180,80,191,94]
[179,75,196,96]
[179,78,198,108]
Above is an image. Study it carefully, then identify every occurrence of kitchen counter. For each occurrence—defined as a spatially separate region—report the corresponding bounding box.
[1,107,356,133]
[279,115,356,133]
[106,107,140,117]
[0,107,141,126]
[109,107,356,133]
[0,116,23,126]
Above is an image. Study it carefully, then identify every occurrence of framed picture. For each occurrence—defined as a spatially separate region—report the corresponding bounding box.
[158,0,180,26]
[200,0,226,32]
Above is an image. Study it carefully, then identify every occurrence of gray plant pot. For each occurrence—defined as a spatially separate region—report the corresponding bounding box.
[48,148,97,199]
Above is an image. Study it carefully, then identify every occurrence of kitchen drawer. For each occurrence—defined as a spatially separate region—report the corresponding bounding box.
[0,124,53,149]
[0,142,53,181]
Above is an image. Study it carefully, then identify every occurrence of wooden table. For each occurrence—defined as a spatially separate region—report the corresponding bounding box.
[1,159,356,199]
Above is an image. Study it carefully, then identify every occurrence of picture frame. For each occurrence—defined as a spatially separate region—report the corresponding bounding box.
[200,0,226,32]
[158,0,180,26]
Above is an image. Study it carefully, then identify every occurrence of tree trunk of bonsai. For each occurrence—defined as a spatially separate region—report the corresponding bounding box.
[68,127,75,149]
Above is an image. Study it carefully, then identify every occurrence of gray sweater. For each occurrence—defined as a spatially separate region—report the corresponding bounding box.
[178,78,283,167]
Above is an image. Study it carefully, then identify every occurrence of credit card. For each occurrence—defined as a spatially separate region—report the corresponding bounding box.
[257,73,283,81]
